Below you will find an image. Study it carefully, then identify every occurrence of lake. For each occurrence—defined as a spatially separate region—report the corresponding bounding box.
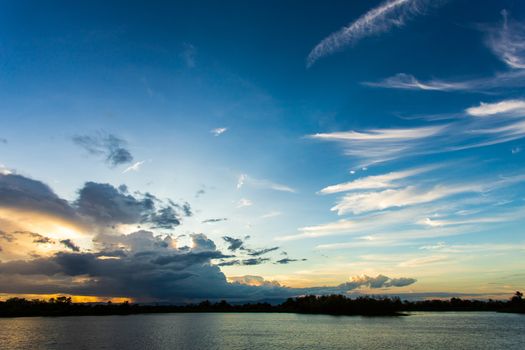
[0,312,523,349]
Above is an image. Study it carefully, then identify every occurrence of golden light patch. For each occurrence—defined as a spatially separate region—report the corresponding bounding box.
[0,293,132,303]
[0,208,94,259]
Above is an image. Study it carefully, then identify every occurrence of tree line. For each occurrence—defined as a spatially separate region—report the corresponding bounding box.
[0,292,523,317]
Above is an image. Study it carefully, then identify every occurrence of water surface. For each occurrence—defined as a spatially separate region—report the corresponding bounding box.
[0,312,523,349]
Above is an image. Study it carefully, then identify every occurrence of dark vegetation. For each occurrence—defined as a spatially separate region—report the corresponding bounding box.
[1,292,523,318]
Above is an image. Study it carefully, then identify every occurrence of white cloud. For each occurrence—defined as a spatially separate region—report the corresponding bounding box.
[466,99,525,117]
[319,166,433,194]
[237,173,247,189]
[365,71,525,92]
[331,184,481,215]
[398,255,448,267]
[310,125,444,142]
[211,127,228,136]
[260,211,282,219]
[237,198,253,208]
[486,10,525,69]
[122,160,145,174]
[307,0,436,67]
[364,73,471,91]
[236,173,295,193]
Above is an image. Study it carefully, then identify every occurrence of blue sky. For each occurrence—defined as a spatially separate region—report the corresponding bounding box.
[0,0,524,301]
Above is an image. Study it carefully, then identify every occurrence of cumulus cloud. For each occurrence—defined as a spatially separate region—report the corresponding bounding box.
[0,230,416,301]
[307,0,438,67]
[73,132,133,167]
[0,172,192,235]
[75,182,189,229]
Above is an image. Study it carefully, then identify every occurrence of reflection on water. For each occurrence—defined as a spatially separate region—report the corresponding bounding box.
[0,312,524,350]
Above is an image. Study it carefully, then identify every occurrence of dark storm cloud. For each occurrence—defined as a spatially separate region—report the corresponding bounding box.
[246,246,279,257]
[75,182,186,229]
[0,173,78,222]
[222,236,245,251]
[72,132,133,167]
[0,231,417,302]
[60,239,80,252]
[76,182,154,225]
[202,218,228,224]
[148,207,181,229]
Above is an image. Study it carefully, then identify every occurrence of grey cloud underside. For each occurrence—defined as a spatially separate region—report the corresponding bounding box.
[0,173,78,222]
[0,237,416,301]
[72,133,133,167]
[0,173,191,231]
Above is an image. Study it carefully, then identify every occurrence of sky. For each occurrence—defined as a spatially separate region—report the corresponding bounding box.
[1,0,524,302]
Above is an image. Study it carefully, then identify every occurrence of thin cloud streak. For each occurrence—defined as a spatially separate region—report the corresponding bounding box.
[307,0,436,67]
[365,12,525,92]
[319,166,435,194]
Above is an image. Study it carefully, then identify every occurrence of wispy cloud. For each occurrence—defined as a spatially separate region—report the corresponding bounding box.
[487,10,525,69]
[365,12,525,91]
[331,184,482,215]
[122,160,146,173]
[307,0,437,67]
[237,198,253,208]
[211,127,228,136]
[236,173,295,193]
[309,98,525,165]
[466,99,525,117]
[319,166,434,194]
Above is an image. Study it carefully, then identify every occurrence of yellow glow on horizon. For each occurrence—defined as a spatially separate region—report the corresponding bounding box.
[0,293,132,303]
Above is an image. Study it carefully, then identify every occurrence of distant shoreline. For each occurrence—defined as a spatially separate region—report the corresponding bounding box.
[1,293,524,318]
